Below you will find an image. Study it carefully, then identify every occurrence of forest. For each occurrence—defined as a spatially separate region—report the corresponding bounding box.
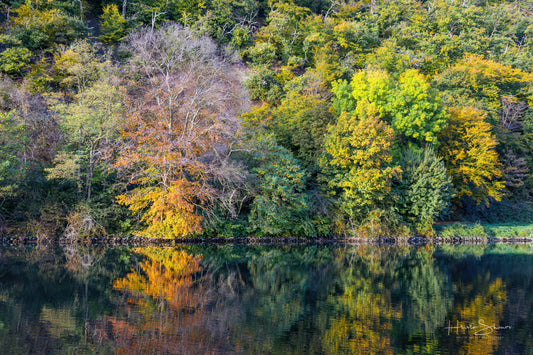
[0,0,531,239]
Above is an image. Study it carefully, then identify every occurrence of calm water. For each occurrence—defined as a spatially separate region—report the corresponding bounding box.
[0,244,532,354]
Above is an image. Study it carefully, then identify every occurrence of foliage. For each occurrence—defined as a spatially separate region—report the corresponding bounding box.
[1,0,532,236]
[435,223,489,239]
[321,107,401,226]
[99,4,126,44]
[434,55,532,119]
[335,68,448,148]
[0,47,31,76]
[0,111,26,203]
[10,3,87,50]
[388,70,448,146]
[438,107,505,207]
[46,79,123,203]
[395,147,454,233]
[248,134,314,237]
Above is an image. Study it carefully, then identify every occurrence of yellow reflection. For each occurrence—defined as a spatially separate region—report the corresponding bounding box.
[39,306,77,339]
[105,248,211,354]
[447,275,507,354]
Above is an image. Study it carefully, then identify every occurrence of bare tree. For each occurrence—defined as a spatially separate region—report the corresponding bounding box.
[115,24,250,236]
[499,97,527,132]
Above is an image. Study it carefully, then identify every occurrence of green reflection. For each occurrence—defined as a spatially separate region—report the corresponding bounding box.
[0,244,531,354]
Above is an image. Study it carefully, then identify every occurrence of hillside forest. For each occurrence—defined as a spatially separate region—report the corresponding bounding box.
[0,0,532,238]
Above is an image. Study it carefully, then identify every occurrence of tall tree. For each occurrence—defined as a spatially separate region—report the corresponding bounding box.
[115,24,247,238]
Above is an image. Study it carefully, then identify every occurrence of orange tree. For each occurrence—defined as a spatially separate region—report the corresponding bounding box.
[114,24,246,238]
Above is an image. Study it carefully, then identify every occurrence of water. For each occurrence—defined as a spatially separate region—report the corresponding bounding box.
[0,244,532,354]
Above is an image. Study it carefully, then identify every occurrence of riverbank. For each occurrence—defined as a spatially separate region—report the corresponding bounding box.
[1,235,533,246]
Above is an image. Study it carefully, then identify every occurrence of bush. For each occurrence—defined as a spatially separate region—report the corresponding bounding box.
[0,47,31,76]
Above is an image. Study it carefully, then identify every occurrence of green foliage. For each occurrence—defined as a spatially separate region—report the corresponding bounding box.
[395,147,454,233]
[0,47,31,76]
[435,223,489,239]
[0,111,26,202]
[331,79,354,116]
[99,4,126,44]
[10,4,87,51]
[249,134,314,237]
[245,93,333,172]
[337,68,448,148]
[245,65,284,104]
[321,107,401,225]
[388,70,448,146]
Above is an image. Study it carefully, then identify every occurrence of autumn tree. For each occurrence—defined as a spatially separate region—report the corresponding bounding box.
[321,105,401,227]
[438,107,505,206]
[46,41,121,204]
[115,24,247,238]
[434,55,531,119]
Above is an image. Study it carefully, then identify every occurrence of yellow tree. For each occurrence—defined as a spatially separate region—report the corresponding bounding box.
[439,107,504,206]
[321,104,401,226]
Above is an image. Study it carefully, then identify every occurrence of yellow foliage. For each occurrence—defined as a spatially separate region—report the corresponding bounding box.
[116,179,203,238]
[322,107,401,221]
[439,107,504,206]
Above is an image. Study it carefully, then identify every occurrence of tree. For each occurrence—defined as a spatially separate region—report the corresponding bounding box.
[99,4,126,44]
[47,80,123,203]
[395,147,454,232]
[434,55,531,120]
[248,134,313,237]
[0,111,25,204]
[321,105,401,225]
[114,24,246,238]
[46,41,120,204]
[438,106,505,206]
[387,69,448,147]
[336,68,447,148]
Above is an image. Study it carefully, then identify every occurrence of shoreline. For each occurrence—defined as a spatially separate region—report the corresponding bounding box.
[1,235,532,247]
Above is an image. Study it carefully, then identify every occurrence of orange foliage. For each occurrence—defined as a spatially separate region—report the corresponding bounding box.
[100,249,221,354]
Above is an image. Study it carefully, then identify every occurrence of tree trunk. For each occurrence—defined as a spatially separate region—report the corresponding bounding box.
[122,0,127,18]
[86,142,95,203]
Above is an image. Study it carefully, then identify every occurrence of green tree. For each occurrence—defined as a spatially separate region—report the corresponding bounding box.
[47,80,123,203]
[249,134,313,237]
[395,147,454,232]
[387,69,448,147]
[99,4,126,44]
[0,111,25,203]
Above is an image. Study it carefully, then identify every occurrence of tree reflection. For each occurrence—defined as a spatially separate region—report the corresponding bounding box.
[1,245,532,354]
[104,247,238,354]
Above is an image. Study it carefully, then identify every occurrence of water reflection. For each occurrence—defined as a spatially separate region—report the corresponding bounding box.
[0,244,532,354]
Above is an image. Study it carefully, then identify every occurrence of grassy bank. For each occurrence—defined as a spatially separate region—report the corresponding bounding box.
[434,222,533,238]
